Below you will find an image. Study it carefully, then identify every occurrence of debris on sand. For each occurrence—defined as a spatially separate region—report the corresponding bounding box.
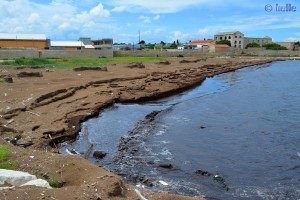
[73,66,108,71]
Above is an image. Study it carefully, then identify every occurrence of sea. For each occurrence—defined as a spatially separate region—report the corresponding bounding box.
[60,60,300,199]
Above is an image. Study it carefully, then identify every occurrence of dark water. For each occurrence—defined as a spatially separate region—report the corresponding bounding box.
[60,60,300,199]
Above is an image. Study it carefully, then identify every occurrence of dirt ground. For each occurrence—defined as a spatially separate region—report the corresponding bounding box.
[0,56,279,199]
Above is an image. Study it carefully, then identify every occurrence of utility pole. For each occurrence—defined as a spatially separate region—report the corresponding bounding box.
[138,30,140,44]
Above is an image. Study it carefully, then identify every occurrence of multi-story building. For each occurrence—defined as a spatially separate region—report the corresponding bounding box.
[214,31,272,49]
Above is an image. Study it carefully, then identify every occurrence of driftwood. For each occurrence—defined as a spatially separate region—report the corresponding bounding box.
[84,144,94,159]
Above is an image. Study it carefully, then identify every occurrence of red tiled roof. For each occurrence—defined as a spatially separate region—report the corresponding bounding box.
[189,39,214,44]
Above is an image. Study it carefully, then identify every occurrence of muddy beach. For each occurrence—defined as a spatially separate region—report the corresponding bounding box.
[0,57,279,199]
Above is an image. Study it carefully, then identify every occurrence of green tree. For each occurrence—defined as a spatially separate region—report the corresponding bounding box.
[170,43,178,49]
[246,42,260,48]
[160,41,166,46]
[216,40,231,46]
[138,40,145,44]
[295,41,300,46]
[263,43,288,50]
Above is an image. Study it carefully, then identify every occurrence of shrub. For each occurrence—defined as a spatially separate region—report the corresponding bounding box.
[246,42,261,48]
[216,40,231,46]
[263,43,288,50]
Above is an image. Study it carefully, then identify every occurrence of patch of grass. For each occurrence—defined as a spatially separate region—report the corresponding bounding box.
[0,79,4,84]
[0,58,54,66]
[0,145,17,170]
[48,178,63,188]
[0,145,9,161]
[0,56,168,69]
[51,56,167,69]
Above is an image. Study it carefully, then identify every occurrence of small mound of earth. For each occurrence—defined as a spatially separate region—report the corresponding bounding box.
[17,72,43,77]
[73,66,108,71]
[157,61,171,65]
[127,62,145,69]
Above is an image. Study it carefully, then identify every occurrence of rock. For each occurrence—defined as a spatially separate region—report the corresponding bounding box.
[195,169,212,176]
[16,139,33,147]
[21,179,51,189]
[158,163,174,169]
[0,169,36,186]
[3,76,13,83]
[93,151,107,159]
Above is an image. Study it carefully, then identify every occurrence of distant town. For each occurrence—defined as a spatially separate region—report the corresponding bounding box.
[0,31,299,52]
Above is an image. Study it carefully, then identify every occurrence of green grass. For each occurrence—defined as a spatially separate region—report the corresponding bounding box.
[0,56,167,69]
[48,178,63,188]
[2,58,54,66]
[0,145,17,170]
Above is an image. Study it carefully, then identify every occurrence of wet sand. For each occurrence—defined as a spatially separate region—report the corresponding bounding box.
[0,56,279,199]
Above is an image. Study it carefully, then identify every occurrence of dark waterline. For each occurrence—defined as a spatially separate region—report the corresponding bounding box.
[60,60,300,199]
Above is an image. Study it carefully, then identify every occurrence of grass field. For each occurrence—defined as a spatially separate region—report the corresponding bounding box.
[0,56,168,69]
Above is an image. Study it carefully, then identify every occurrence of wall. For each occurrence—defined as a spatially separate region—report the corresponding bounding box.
[0,40,48,49]
[0,49,113,59]
[113,49,210,57]
[274,42,295,50]
[114,48,300,57]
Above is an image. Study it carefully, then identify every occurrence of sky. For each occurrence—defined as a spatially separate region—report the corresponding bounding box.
[1,0,300,44]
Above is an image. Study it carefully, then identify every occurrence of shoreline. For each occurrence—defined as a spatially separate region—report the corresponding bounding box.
[0,57,287,199]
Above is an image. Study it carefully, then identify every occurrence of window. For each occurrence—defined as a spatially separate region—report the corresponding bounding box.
[234,41,237,44]
[215,37,218,40]
[220,37,223,40]
[225,36,227,39]
[235,36,237,38]
[239,36,242,38]
[239,45,241,48]
[239,41,241,44]
[229,36,231,39]
[234,45,237,47]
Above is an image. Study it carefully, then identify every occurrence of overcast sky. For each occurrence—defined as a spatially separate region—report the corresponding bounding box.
[1,0,300,43]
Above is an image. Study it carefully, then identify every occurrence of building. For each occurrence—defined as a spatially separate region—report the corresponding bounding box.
[187,39,214,49]
[113,43,141,50]
[214,31,244,49]
[214,31,272,49]
[274,42,296,50]
[50,41,86,50]
[92,38,113,50]
[244,36,272,47]
[0,33,48,49]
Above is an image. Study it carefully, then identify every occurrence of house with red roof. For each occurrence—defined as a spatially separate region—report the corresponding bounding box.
[187,39,214,49]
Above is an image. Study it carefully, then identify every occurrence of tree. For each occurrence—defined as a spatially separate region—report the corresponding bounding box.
[176,40,179,45]
[216,40,231,46]
[246,42,260,48]
[138,40,145,44]
[170,43,178,49]
[263,43,288,50]
[295,41,300,46]
[160,41,166,46]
